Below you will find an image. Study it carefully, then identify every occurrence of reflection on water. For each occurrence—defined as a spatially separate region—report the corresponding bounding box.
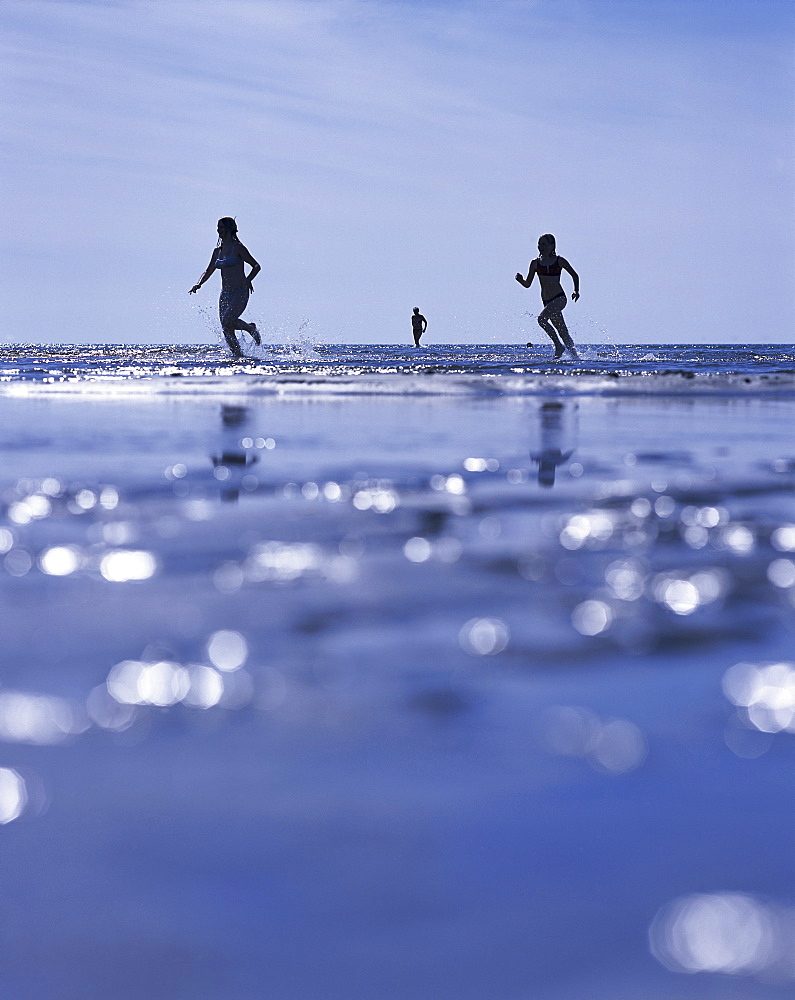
[211,404,257,502]
[650,892,795,980]
[530,401,576,487]
[0,381,792,997]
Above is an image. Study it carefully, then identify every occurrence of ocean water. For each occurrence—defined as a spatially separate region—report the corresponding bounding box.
[2,342,794,385]
[0,344,793,999]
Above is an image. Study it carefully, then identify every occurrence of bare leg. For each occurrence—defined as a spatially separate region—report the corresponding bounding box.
[550,313,577,358]
[223,325,242,356]
[537,315,565,357]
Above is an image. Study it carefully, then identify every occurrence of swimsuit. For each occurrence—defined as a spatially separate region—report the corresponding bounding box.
[537,256,566,308]
[215,250,248,325]
[536,256,562,277]
[216,255,242,269]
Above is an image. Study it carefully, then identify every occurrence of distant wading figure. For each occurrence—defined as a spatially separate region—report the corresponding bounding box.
[411,307,427,347]
[516,235,579,358]
[190,217,261,357]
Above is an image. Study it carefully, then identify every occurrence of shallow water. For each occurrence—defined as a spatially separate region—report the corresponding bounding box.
[1,342,794,384]
[0,345,793,998]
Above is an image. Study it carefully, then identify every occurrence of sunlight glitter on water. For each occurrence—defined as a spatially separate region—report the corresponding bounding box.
[722,662,795,735]
[649,893,795,980]
[0,768,27,824]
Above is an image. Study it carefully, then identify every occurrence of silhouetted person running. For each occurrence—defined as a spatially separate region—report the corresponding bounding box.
[190,217,261,357]
[516,234,579,358]
[411,307,427,347]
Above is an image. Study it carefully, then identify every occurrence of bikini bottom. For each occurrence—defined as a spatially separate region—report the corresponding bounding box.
[539,292,567,321]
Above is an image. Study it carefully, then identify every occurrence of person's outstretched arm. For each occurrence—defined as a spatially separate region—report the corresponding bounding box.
[559,257,580,301]
[189,248,219,294]
[515,260,537,288]
[238,243,261,293]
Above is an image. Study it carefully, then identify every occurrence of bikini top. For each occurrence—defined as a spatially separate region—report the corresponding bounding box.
[536,256,562,277]
[216,254,242,269]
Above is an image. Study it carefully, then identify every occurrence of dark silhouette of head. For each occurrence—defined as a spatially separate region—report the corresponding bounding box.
[538,233,556,251]
[221,404,247,428]
[217,217,238,242]
[413,307,420,314]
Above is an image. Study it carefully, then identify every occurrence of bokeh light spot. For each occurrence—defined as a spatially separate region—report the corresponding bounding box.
[572,600,612,636]
[39,546,81,576]
[0,768,27,824]
[767,559,795,589]
[404,537,432,563]
[100,550,157,582]
[207,630,248,672]
[459,617,509,656]
[649,893,777,975]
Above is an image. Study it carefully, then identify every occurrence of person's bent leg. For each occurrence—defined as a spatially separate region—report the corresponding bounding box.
[221,288,251,353]
[220,291,244,355]
[234,318,260,344]
[223,325,242,356]
[550,313,577,357]
[537,309,564,355]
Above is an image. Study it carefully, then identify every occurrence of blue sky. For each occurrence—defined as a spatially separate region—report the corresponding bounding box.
[1,0,792,344]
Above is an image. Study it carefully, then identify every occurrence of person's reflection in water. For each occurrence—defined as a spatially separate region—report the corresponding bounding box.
[531,401,576,488]
[211,405,257,502]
